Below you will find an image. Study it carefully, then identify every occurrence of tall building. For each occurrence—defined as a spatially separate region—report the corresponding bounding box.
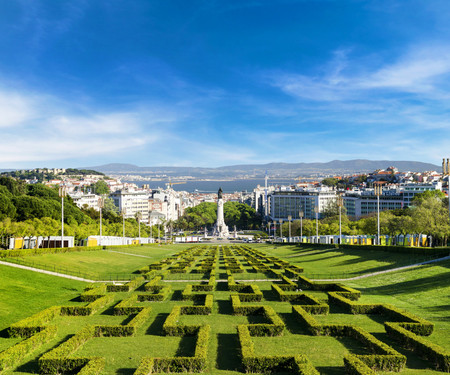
[110,190,149,221]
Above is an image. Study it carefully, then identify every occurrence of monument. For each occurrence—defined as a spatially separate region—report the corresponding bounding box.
[213,187,229,238]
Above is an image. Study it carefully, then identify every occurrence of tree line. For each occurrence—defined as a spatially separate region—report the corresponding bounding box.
[274,190,450,246]
[0,177,158,246]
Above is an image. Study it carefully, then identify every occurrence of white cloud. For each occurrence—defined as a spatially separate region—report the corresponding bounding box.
[0,85,173,165]
[0,91,36,128]
[267,45,450,101]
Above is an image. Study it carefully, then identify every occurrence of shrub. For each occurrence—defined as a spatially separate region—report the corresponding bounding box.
[385,322,449,372]
[80,284,106,301]
[8,306,60,338]
[38,326,96,374]
[61,294,114,316]
[0,325,57,372]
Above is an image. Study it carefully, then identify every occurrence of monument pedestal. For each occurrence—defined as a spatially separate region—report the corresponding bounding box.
[213,187,229,238]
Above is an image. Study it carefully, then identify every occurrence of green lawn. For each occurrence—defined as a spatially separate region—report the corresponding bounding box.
[2,245,179,280]
[0,265,86,331]
[254,243,445,278]
[1,244,449,375]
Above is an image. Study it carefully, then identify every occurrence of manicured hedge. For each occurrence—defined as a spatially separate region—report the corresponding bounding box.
[385,322,449,372]
[0,325,57,372]
[107,276,145,292]
[0,246,104,258]
[344,355,376,375]
[114,295,141,315]
[327,293,434,335]
[138,286,172,301]
[95,307,151,337]
[144,276,163,292]
[8,306,60,338]
[39,326,96,374]
[80,284,107,301]
[60,294,114,316]
[138,325,210,373]
[339,243,450,256]
[233,284,263,302]
[292,306,406,371]
[237,324,319,374]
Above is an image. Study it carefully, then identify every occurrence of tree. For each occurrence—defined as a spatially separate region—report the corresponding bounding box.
[90,180,110,195]
[321,178,338,187]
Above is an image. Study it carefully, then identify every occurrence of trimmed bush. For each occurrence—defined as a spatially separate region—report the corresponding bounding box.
[114,295,141,315]
[0,325,57,372]
[107,276,145,292]
[61,294,114,316]
[385,322,449,372]
[237,324,319,374]
[8,306,60,338]
[344,355,376,375]
[80,284,106,301]
[138,286,172,301]
[95,307,151,337]
[39,326,96,374]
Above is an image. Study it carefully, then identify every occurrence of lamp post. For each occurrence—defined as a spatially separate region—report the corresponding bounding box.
[58,185,67,248]
[272,221,276,239]
[314,206,319,239]
[98,196,104,246]
[279,219,283,240]
[122,208,127,245]
[374,184,382,245]
[137,212,142,244]
[337,194,343,244]
[287,215,292,242]
[443,158,450,226]
[149,218,153,244]
[299,211,303,242]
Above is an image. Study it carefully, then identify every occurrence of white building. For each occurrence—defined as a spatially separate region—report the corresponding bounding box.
[69,193,101,211]
[269,187,337,220]
[110,190,150,221]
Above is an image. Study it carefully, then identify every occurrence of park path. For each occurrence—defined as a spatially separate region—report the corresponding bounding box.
[1,254,449,283]
[106,250,154,258]
[0,260,96,282]
[313,255,450,281]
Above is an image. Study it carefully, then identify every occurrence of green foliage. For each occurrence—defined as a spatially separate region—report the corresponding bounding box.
[321,177,338,187]
[385,322,450,372]
[8,306,60,338]
[176,201,260,230]
[0,325,57,372]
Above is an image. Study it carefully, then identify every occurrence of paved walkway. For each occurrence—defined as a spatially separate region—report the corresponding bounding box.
[106,250,154,258]
[0,260,96,282]
[312,255,450,282]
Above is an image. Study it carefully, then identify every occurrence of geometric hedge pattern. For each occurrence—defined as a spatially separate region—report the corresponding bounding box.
[0,245,448,374]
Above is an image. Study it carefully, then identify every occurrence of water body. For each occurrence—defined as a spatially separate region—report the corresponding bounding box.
[127,179,298,193]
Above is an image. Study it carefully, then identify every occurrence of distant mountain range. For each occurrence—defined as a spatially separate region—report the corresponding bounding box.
[85,159,441,179]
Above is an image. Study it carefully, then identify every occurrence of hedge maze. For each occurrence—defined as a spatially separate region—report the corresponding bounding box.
[1,245,449,374]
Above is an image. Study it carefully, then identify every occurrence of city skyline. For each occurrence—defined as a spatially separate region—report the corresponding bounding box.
[1,1,450,168]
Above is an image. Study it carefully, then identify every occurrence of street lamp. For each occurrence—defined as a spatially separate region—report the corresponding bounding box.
[98,196,104,246]
[337,194,344,245]
[314,206,319,239]
[287,215,292,242]
[148,218,153,244]
[122,208,127,245]
[136,212,142,244]
[374,184,382,245]
[58,185,67,248]
[279,219,283,240]
[299,211,303,242]
[443,158,450,226]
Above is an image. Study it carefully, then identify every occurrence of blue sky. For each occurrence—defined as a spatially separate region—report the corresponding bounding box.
[1,0,450,169]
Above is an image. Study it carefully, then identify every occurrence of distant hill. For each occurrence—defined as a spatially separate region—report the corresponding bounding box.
[85,159,441,178]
